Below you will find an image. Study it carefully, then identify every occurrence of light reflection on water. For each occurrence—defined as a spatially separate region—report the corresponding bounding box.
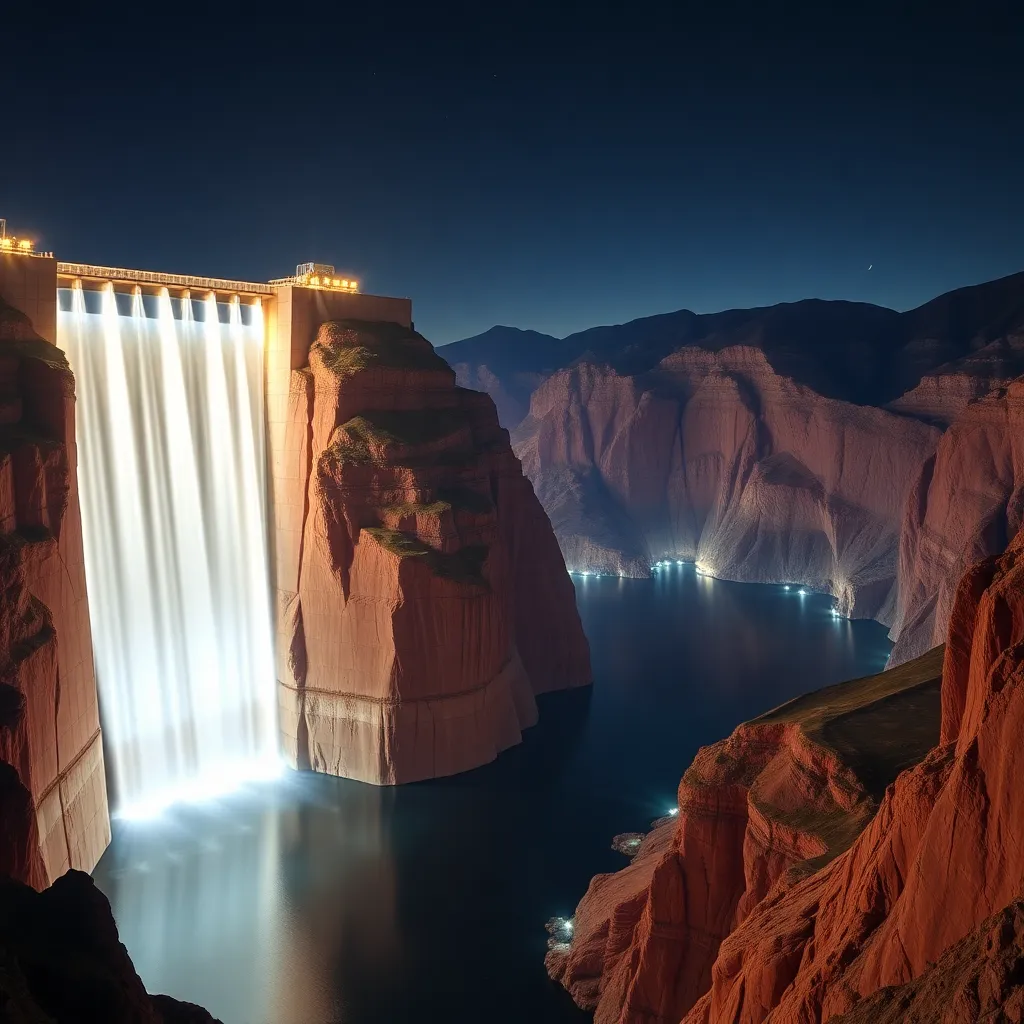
[93,569,892,1024]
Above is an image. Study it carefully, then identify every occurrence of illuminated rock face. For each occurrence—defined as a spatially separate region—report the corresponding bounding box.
[0,296,109,887]
[276,320,591,784]
[888,378,1024,665]
[451,275,1024,641]
[514,350,940,621]
[551,525,1024,1023]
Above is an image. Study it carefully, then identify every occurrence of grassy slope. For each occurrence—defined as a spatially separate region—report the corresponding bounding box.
[743,646,945,867]
[756,645,945,800]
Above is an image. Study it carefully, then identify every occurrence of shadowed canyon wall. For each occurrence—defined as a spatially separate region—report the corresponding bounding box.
[0,276,109,887]
[274,319,591,784]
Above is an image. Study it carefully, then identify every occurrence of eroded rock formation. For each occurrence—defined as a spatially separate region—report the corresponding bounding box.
[450,273,1024,641]
[276,320,591,784]
[514,351,940,621]
[548,646,945,1021]
[551,523,1024,1022]
[0,868,222,1023]
[0,295,108,886]
[889,377,1024,665]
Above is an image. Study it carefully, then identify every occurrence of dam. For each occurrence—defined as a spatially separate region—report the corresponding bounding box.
[0,237,411,867]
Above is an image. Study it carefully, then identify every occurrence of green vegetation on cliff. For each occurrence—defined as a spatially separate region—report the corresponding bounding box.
[327,409,471,466]
[314,319,453,380]
[363,527,489,587]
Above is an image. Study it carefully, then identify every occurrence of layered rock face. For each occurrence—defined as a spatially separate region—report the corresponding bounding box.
[889,378,1024,664]
[553,524,1024,1022]
[0,869,221,1023]
[450,273,1024,640]
[514,350,939,621]
[548,646,944,1022]
[0,296,108,887]
[275,320,590,784]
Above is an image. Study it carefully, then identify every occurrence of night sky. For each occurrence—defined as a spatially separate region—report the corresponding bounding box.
[3,4,1023,344]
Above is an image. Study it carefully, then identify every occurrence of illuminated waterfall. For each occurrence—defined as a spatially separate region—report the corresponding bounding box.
[59,283,278,818]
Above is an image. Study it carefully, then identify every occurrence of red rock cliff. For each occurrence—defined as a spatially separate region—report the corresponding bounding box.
[553,523,1024,1022]
[889,377,1024,665]
[548,646,944,1022]
[275,320,591,784]
[514,350,939,621]
[0,295,109,886]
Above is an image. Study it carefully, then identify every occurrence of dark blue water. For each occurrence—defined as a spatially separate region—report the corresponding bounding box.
[92,568,892,1024]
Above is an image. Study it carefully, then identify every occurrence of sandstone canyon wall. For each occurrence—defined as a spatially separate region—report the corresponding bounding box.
[550,524,1024,1022]
[0,293,108,887]
[275,319,591,784]
[889,377,1024,665]
[450,272,1024,649]
[514,351,940,622]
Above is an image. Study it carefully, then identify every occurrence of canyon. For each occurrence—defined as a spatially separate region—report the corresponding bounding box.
[548,520,1024,1021]
[449,272,1024,660]
[447,272,1024,1020]
[3,259,1024,1020]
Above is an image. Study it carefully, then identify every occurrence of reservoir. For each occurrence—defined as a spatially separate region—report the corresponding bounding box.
[93,566,892,1024]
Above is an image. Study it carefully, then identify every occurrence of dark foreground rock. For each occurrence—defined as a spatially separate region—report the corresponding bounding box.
[0,869,222,1024]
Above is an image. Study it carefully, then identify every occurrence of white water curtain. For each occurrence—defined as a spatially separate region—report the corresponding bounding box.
[59,284,278,817]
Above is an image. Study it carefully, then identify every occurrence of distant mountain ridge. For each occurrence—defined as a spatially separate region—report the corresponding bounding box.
[443,270,1024,424]
[441,270,1024,665]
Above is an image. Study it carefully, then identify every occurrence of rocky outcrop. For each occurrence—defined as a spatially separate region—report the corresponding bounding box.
[0,295,108,886]
[827,900,1024,1024]
[276,320,591,785]
[889,377,1024,664]
[0,868,222,1023]
[514,351,939,621]
[548,646,944,1021]
[552,523,1024,1022]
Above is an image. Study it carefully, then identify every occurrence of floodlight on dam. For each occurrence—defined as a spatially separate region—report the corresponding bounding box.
[270,262,359,292]
[0,219,47,255]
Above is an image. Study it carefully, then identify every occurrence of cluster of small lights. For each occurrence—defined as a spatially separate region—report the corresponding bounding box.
[307,274,358,291]
[0,236,34,252]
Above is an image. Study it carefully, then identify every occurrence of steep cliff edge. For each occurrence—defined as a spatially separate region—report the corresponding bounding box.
[0,294,108,886]
[514,351,939,621]
[276,320,591,785]
[552,524,1024,1022]
[889,377,1024,665]
[547,646,944,1022]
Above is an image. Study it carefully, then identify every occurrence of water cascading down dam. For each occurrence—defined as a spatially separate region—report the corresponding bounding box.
[0,240,413,851]
[58,282,278,817]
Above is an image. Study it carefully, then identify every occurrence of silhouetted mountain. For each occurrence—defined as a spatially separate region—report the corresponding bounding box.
[445,271,1024,422]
